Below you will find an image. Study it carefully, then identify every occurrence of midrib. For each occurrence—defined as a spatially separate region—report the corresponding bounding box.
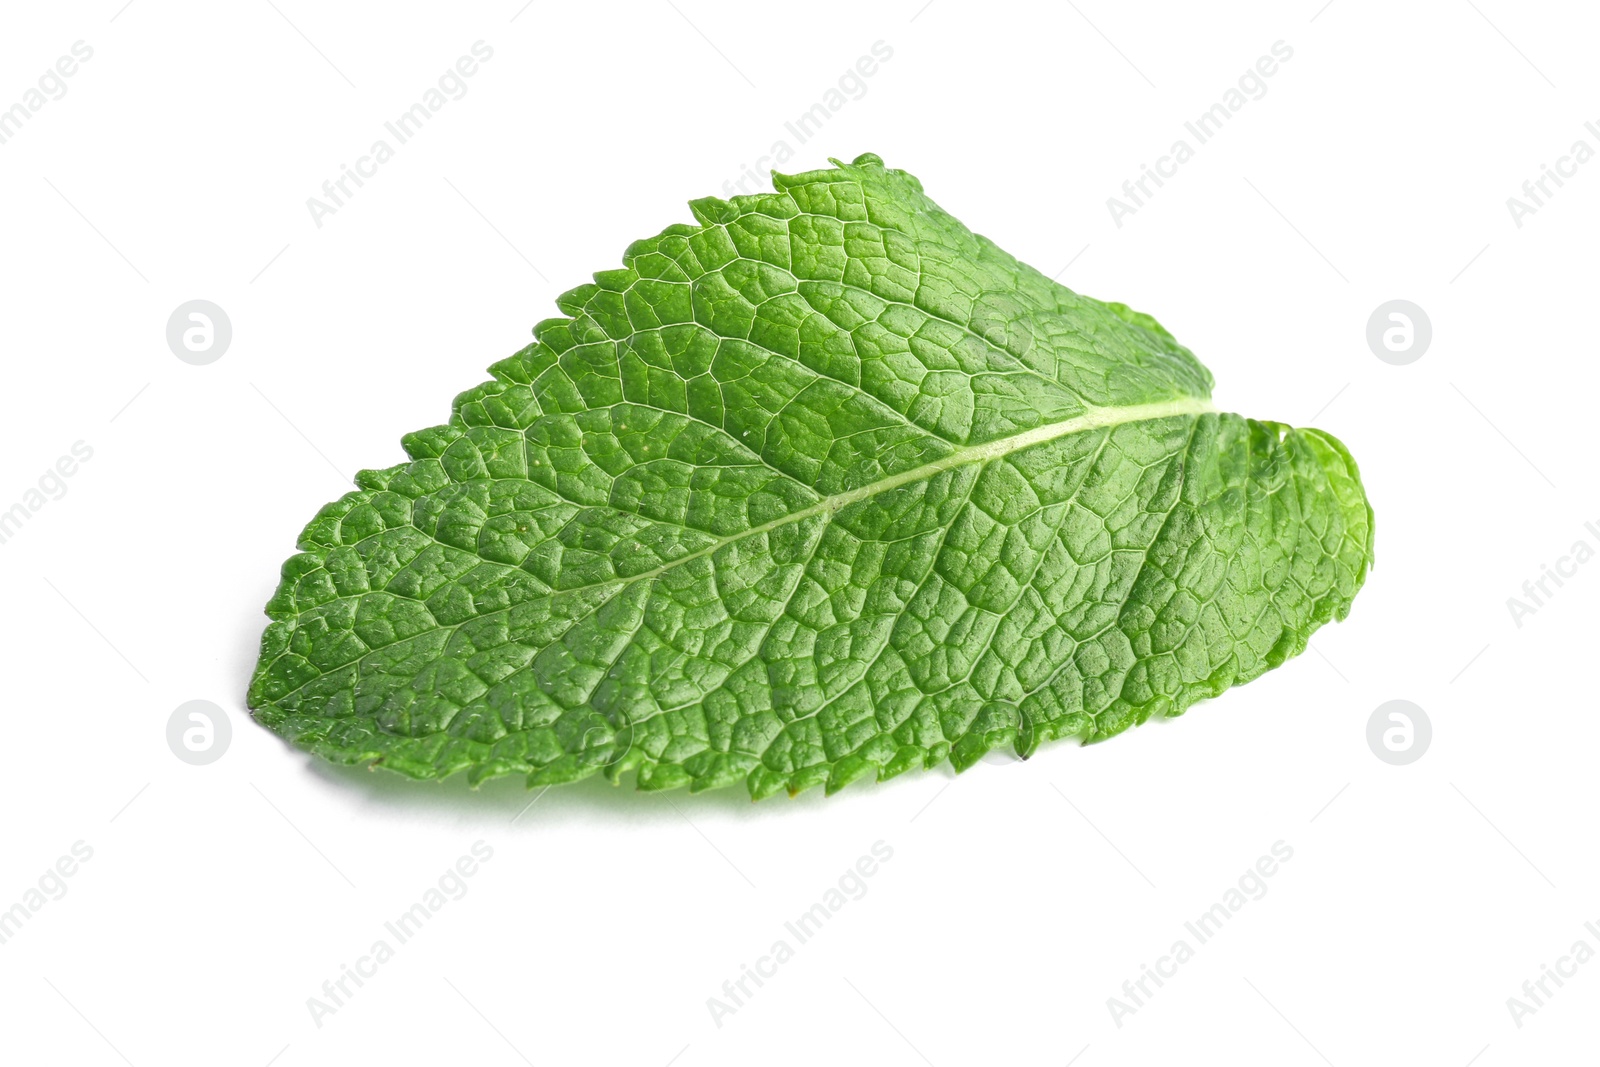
[611,396,1215,591]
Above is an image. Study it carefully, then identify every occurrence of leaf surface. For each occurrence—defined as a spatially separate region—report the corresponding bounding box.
[248,153,1374,798]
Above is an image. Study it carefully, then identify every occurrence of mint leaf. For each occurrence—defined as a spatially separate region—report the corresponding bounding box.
[248,153,1374,798]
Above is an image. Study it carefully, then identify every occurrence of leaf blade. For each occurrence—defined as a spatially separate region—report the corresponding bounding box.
[248,154,1373,797]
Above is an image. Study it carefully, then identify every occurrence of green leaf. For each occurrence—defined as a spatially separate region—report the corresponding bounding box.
[248,153,1374,798]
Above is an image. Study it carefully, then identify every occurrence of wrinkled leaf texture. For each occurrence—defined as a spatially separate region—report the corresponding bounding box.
[248,153,1374,799]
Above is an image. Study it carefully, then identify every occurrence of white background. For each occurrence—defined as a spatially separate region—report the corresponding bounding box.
[1,1,1595,1063]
